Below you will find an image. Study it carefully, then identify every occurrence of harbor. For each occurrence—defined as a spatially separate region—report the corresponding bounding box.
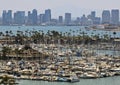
[0,26,119,84]
[0,43,120,82]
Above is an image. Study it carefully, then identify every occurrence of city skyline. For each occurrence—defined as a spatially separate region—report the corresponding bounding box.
[1,9,120,26]
[0,0,120,18]
[0,9,120,19]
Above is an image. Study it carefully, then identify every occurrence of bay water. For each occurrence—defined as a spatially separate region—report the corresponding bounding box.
[18,76,120,85]
[0,26,120,37]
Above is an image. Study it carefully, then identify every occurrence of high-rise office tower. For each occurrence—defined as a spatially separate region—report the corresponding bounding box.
[14,11,25,25]
[91,11,95,19]
[32,9,38,25]
[75,17,81,24]
[94,17,101,25]
[2,10,7,25]
[111,9,119,25]
[58,16,63,24]
[2,10,12,25]
[90,11,96,24]
[44,9,51,23]
[7,10,12,25]
[39,14,45,24]
[65,13,71,25]
[27,11,32,25]
[80,14,87,26]
[102,10,110,24]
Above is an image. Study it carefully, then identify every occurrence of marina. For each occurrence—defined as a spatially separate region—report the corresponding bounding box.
[0,26,120,84]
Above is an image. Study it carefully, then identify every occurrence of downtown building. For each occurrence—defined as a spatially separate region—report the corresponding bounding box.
[90,11,96,24]
[39,14,45,24]
[58,16,63,25]
[2,10,12,25]
[102,10,111,24]
[111,9,119,25]
[27,9,38,25]
[90,11,100,25]
[14,11,25,25]
[44,9,51,24]
[27,11,33,25]
[31,9,38,25]
[64,13,71,25]
[39,9,51,25]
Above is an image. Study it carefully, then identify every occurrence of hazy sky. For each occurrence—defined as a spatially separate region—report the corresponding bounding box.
[0,0,120,18]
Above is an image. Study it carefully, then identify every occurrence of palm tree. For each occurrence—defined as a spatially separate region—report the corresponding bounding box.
[0,32,4,38]
[113,31,116,38]
[80,31,87,45]
[72,30,75,44]
[113,31,117,57]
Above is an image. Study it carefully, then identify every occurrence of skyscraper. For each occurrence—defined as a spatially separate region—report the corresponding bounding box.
[2,10,12,25]
[14,11,25,25]
[111,9,119,25]
[39,14,45,24]
[94,17,101,25]
[44,9,51,23]
[80,14,87,26]
[2,10,7,25]
[91,11,95,19]
[27,11,32,25]
[90,11,96,24]
[7,10,12,25]
[102,10,110,24]
[58,16,63,24]
[65,13,71,25]
[32,9,38,25]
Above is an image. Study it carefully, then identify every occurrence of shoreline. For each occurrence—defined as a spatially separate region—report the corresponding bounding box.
[90,27,120,32]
